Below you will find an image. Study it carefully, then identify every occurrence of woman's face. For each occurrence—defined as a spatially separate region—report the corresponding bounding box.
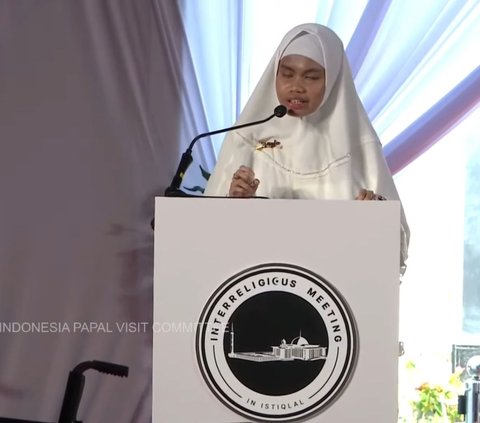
[275,54,326,117]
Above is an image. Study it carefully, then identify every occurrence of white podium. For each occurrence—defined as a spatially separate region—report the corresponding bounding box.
[153,197,400,422]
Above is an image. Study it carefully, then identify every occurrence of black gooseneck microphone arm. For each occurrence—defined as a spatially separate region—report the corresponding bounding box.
[164,105,288,196]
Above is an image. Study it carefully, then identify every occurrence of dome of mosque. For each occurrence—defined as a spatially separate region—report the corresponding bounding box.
[291,336,309,346]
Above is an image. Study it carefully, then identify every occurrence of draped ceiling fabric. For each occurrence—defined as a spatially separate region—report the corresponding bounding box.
[0,0,479,422]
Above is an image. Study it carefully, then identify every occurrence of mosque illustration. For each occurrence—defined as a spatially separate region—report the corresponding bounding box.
[227,325,327,362]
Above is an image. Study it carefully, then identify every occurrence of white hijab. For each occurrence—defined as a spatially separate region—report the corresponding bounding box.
[205,23,409,274]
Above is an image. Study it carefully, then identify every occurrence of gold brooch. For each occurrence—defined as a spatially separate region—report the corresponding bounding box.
[255,139,282,151]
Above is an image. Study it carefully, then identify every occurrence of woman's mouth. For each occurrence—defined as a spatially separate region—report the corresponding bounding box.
[288,99,307,110]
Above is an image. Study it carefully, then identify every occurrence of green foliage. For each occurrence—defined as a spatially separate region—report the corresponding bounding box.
[199,164,211,181]
[406,360,417,370]
[184,164,211,194]
[410,370,463,422]
[411,383,447,419]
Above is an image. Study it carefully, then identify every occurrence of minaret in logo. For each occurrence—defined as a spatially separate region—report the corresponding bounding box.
[227,325,327,362]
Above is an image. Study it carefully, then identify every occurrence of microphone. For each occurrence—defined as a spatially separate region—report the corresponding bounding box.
[164,105,288,197]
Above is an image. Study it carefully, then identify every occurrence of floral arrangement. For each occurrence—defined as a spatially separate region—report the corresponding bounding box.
[407,362,464,422]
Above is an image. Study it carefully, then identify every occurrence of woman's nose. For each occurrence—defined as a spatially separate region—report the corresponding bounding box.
[290,77,306,92]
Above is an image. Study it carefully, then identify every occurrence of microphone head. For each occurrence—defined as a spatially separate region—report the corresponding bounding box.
[274,105,288,117]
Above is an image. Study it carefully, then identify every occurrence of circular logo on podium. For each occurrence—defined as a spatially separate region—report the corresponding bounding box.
[195,263,358,422]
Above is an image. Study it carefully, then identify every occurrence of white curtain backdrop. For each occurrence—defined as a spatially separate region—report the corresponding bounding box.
[0,1,207,421]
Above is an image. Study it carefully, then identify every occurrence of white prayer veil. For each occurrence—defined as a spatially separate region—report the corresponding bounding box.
[205,23,409,274]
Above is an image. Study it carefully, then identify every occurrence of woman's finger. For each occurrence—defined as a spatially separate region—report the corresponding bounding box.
[355,189,367,200]
[355,189,376,200]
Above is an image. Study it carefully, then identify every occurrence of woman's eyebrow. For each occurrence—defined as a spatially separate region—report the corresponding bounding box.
[278,63,324,74]
[304,68,324,74]
[278,64,295,72]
